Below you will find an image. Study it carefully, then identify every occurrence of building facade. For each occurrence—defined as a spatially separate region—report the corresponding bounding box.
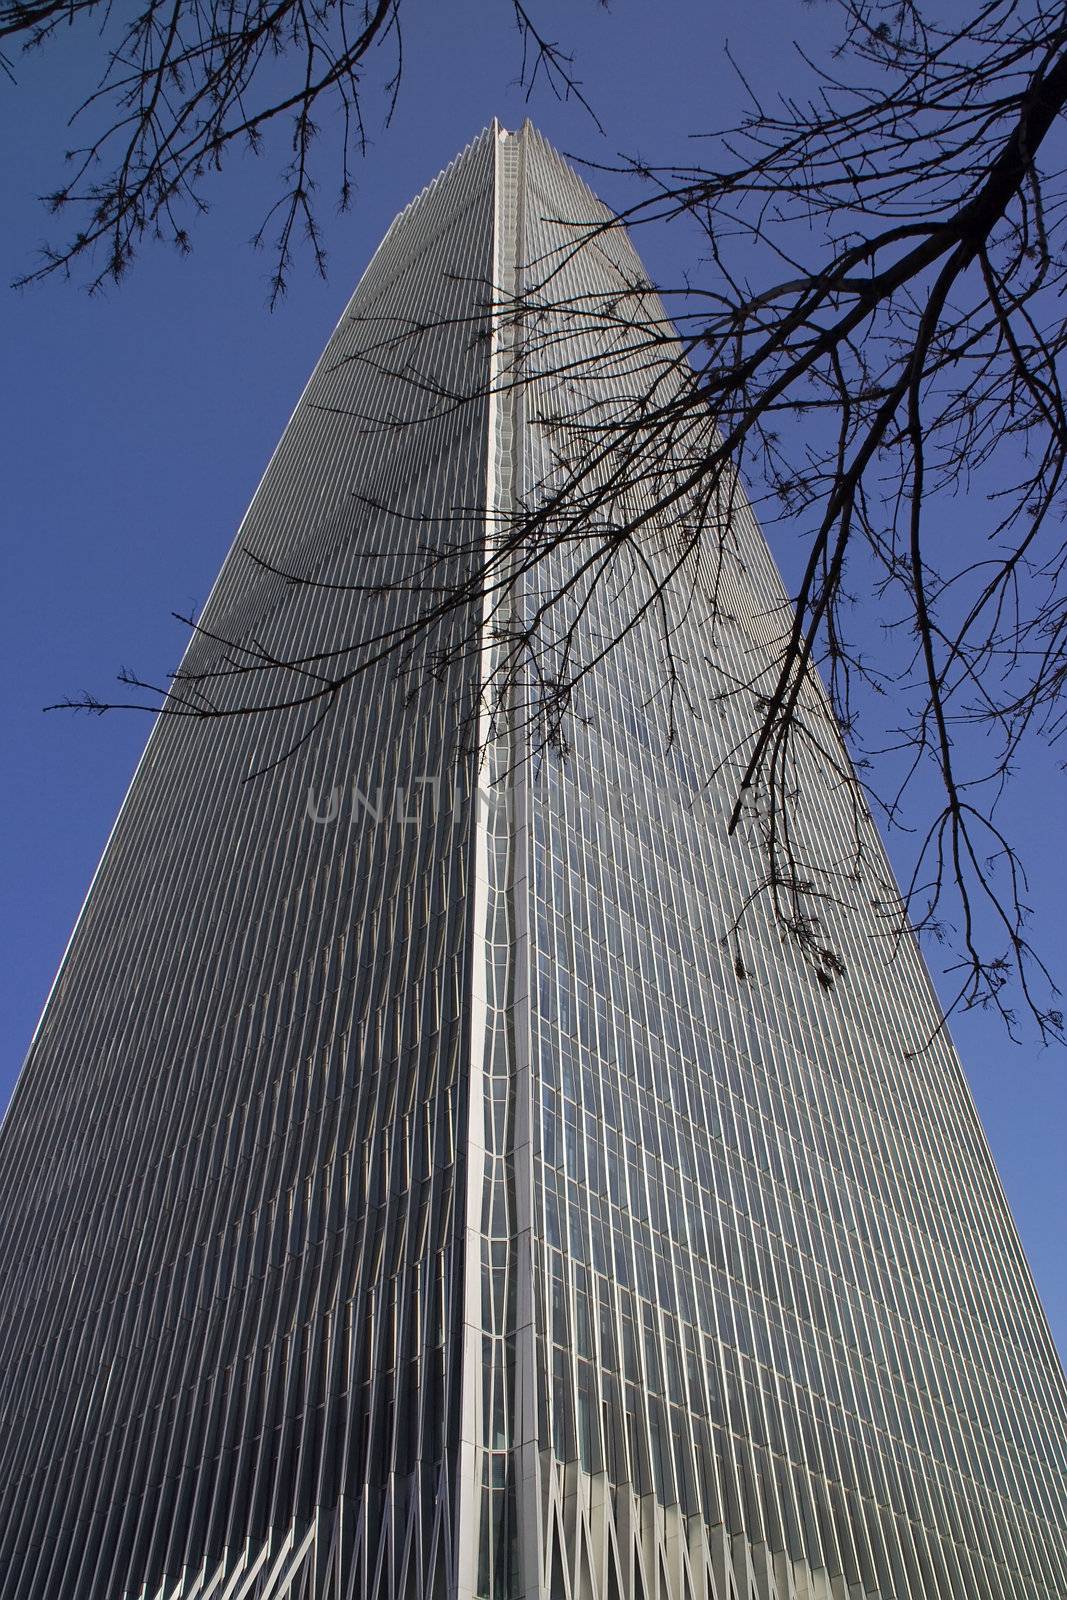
[0,122,1065,1600]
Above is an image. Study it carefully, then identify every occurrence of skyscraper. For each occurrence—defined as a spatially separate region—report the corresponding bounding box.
[1,118,1064,1600]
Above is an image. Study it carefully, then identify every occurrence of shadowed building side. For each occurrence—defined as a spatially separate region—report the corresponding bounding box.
[0,128,499,1600]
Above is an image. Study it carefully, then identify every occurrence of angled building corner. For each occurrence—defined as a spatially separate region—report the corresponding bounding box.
[0,121,1065,1600]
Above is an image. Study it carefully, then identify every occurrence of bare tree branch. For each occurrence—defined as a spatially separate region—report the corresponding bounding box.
[45,0,1067,1040]
[4,0,599,298]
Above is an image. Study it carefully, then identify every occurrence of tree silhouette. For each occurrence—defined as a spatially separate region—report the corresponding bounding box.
[37,0,1067,1041]
[2,0,597,302]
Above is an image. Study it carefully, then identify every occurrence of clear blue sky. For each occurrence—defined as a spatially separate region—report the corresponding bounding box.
[2,1,1064,1360]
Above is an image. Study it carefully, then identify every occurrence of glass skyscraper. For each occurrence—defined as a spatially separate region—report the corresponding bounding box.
[1,121,1064,1600]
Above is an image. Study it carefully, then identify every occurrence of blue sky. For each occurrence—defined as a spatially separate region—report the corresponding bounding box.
[2,1,1064,1359]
